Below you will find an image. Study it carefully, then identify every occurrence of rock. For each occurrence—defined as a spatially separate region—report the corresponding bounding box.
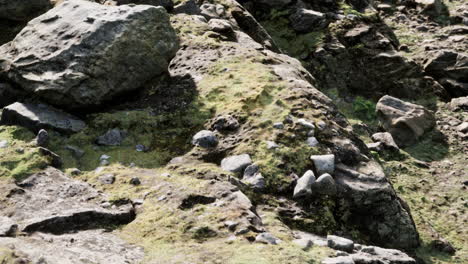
[99,174,116,185]
[38,147,62,168]
[243,173,266,190]
[224,221,238,231]
[243,164,259,178]
[322,256,355,264]
[0,83,26,108]
[1,102,86,134]
[65,145,85,158]
[371,132,399,150]
[313,173,337,196]
[208,19,233,33]
[311,154,335,175]
[221,154,252,173]
[192,130,219,148]
[292,238,313,250]
[255,232,281,245]
[415,0,448,18]
[200,3,225,19]
[377,4,393,13]
[429,239,456,254]
[69,168,82,176]
[135,144,147,152]
[111,0,174,11]
[367,142,383,152]
[273,122,284,129]
[97,129,125,146]
[129,177,141,186]
[0,0,178,109]
[211,115,240,132]
[35,129,49,147]
[297,118,315,130]
[456,122,468,133]
[376,96,435,147]
[354,246,416,263]
[0,140,9,148]
[293,170,316,199]
[306,137,319,147]
[173,0,201,15]
[290,8,327,33]
[327,235,354,253]
[266,141,280,149]
[0,217,17,237]
[0,0,52,21]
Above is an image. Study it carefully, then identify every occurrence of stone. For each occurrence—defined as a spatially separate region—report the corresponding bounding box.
[0,0,178,109]
[97,129,125,146]
[0,0,52,21]
[221,154,252,173]
[292,238,313,250]
[313,173,337,196]
[129,177,141,186]
[429,239,456,254]
[290,8,327,33]
[99,174,116,185]
[224,221,238,231]
[135,144,147,152]
[0,140,9,148]
[111,0,174,11]
[255,232,281,245]
[327,235,354,253]
[38,147,62,168]
[371,132,399,150]
[243,164,259,178]
[311,154,335,175]
[208,19,233,33]
[35,129,49,147]
[415,0,448,18]
[297,118,315,129]
[69,168,82,176]
[266,141,280,149]
[377,4,393,13]
[254,0,292,8]
[367,142,383,152]
[456,122,468,133]
[211,115,240,131]
[200,3,225,19]
[192,130,218,148]
[306,137,319,147]
[1,102,86,134]
[293,170,316,199]
[243,173,266,190]
[322,256,355,264]
[273,122,284,129]
[65,145,85,158]
[376,96,435,147]
[0,217,17,237]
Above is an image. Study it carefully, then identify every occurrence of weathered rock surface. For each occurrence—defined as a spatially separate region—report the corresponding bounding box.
[289,8,327,33]
[0,0,178,109]
[313,173,337,196]
[1,102,86,134]
[293,170,316,198]
[376,95,435,147]
[311,154,335,175]
[221,154,252,173]
[327,235,354,253]
[0,0,52,21]
[192,130,219,148]
[109,0,174,10]
[97,128,125,146]
[371,132,399,150]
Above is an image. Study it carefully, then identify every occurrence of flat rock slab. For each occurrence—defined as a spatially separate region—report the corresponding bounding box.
[1,167,135,234]
[1,102,86,134]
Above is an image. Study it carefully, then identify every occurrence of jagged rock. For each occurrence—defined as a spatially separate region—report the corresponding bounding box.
[208,19,233,33]
[255,232,281,245]
[243,164,266,190]
[221,154,252,173]
[97,129,125,146]
[0,0,52,21]
[0,0,178,109]
[192,130,219,148]
[376,95,435,147]
[371,132,399,150]
[293,170,316,199]
[327,235,354,253]
[297,118,315,130]
[1,102,86,134]
[311,154,335,175]
[289,8,327,33]
[35,129,49,147]
[313,173,337,196]
[322,256,355,264]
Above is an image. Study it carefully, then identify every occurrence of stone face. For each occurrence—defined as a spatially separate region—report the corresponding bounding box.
[376,95,435,147]
[327,235,354,253]
[313,173,337,196]
[311,154,335,175]
[192,130,219,148]
[290,8,327,33]
[221,154,252,173]
[293,170,316,199]
[1,102,86,134]
[371,132,399,150]
[0,0,178,109]
[0,0,52,21]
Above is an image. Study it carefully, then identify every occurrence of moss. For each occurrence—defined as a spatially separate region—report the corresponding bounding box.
[0,126,49,181]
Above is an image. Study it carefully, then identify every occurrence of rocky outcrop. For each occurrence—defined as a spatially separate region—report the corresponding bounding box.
[376,95,435,147]
[0,0,178,109]
[1,102,86,134]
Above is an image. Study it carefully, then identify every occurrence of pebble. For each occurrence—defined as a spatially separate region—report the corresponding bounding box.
[0,140,8,148]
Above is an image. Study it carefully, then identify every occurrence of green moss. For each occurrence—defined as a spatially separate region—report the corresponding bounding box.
[0,126,49,181]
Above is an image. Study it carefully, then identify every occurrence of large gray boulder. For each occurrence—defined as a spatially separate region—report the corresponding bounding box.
[1,102,86,134]
[0,0,178,109]
[0,0,52,21]
[221,154,252,173]
[376,96,435,147]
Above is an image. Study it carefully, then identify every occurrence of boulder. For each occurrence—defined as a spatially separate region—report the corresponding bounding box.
[0,217,17,237]
[327,235,354,253]
[0,102,86,134]
[293,170,316,199]
[415,0,448,18]
[0,0,52,21]
[221,154,252,173]
[376,96,435,147]
[255,232,281,245]
[289,8,327,33]
[371,132,399,150]
[311,154,335,175]
[208,19,233,33]
[192,130,219,148]
[35,129,49,147]
[313,173,337,196]
[0,0,178,109]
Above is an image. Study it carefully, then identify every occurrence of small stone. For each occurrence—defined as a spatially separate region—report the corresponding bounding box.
[130,177,141,185]
[15,148,24,153]
[100,154,111,161]
[316,120,326,130]
[208,18,232,33]
[157,195,167,201]
[306,137,319,147]
[293,170,316,199]
[211,115,239,131]
[192,130,218,148]
[273,122,284,129]
[266,141,280,149]
[221,154,252,173]
[327,235,354,253]
[69,168,82,176]
[97,128,125,146]
[244,173,266,191]
[255,232,281,245]
[224,221,238,231]
[293,238,313,250]
[297,118,315,129]
[313,173,337,196]
[129,162,136,168]
[135,144,147,152]
[311,154,335,175]
[100,159,110,166]
[35,129,49,147]
[99,174,115,185]
[0,140,8,148]
[161,172,171,178]
[367,142,383,152]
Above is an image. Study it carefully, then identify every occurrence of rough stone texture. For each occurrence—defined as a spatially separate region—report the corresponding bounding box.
[371,132,399,150]
[313,173,337,196]
[289,8,327,33]
[192,130,219,148]
[221,154,252,173]
[327,235,354,253]
[97,129,125,146]
[293,170,316,198]
[0,0,52,21]
[0,0,178,109]
[1,102,86,134]
[322,256,355,264]
[376,95,435,147]
[311,154,335,175]
[352,246,416,264]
